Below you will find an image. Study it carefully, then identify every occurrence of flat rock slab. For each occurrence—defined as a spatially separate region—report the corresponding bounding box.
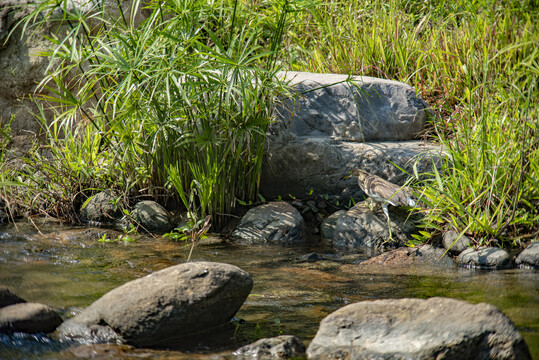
[457,247,512,269]
[515,242,539,269]
[0,302,62,334]
[307,297,531,360]
[333,202,416,250]
[57,262,253,347]
[359,244,455,267]
[231,202,307,245]
[261,139,440,202]
[234,335,306,359]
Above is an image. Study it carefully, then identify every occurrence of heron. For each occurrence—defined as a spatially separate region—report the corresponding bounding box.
[344,169,416,240]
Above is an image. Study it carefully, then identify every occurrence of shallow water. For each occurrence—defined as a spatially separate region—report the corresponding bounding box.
[0,221,537,359]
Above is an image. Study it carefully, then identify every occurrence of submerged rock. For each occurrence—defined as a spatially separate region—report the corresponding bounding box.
[332,202,416,251]
[0,303,62,334]
[234,335,306,359]
[457,247,512,269]
[359,244,455,267]
[131,200,174,234]
[231,202,307,245]
[442,230,472,254]
[56,261,252,347]
[307,297,531,360]
[515,242,539,269]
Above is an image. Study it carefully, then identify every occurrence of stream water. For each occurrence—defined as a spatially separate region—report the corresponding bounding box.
[0,220,537,359]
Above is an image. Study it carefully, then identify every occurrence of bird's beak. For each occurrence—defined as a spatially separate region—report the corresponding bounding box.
[340,173,352,180]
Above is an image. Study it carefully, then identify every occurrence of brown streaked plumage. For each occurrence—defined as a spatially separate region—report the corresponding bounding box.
[347,168,416,240]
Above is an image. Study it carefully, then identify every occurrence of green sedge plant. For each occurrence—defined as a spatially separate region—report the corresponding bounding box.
[10,0,302,229]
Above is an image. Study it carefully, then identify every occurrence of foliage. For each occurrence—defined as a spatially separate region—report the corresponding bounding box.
[4,0,538,246]
[285,0,539,245]
[9,0,298,228]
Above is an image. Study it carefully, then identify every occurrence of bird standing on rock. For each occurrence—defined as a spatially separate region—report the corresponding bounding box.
[344,168,416,240]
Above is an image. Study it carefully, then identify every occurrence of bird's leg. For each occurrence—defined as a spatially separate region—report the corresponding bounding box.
[382,203,394,242]
[367,197,375,211]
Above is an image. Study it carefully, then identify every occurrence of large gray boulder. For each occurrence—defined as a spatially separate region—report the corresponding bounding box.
[261,71,439,201]
[332,202,416,250]
[231,202,307,245]
[273,72,428,142]
[307,297,531,360]
[57,261,253,347]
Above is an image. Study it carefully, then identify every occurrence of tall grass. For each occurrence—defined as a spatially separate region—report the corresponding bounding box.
[285,0,539,245]
[8,0,298,229]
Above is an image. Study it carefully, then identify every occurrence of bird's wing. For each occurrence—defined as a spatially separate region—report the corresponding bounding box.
[365,176,414,207]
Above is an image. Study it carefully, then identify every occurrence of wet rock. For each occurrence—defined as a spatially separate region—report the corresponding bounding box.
[131,200,174,234]
[333,202,416,250]
[234,335,306,359]
[320,210,345,239]
[81,191,121,223]
[297,253,322,262]
[515,242,539,269]
[0,303,62,334]
[457,247,512,269]
[307,297,531,360]
[413,244,456,266]
[0,287,26,308]
[442,230,472,254]
[360,244,455,267]
[65,343,145,359]
[55,228,124,245]
[57,262,253,347]
[231,202,307,245]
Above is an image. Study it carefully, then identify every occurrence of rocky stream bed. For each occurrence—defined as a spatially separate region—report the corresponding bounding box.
[0,220,537,359]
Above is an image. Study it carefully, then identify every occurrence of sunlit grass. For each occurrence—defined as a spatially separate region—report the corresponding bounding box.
[1,0,537,245]
[284,0,538,245]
